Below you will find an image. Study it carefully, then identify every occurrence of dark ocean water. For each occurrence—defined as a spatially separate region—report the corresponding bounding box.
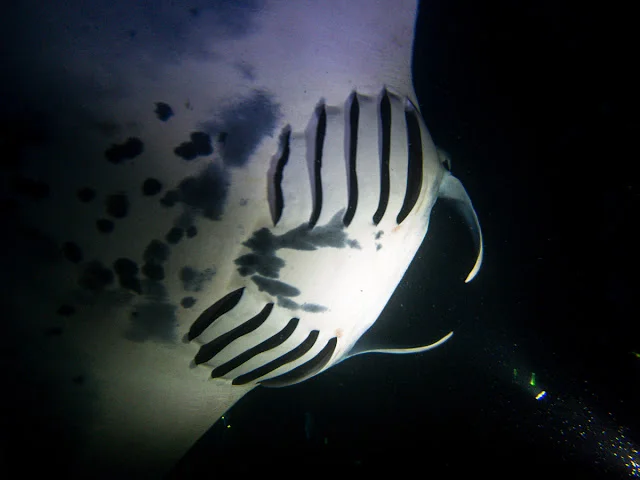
[1,1,636,478]
[174,1,638,477]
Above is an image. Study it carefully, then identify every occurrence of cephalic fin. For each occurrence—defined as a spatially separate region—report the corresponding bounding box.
[438,173,484,283]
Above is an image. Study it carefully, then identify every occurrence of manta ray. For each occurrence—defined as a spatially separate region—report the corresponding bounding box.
[1,0,482,476]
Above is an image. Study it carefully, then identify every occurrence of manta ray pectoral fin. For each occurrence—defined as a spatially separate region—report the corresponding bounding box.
[438,173,484,283]
[346,331,454,359]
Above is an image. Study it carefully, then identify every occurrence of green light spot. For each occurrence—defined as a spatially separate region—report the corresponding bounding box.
[513,368,518,379]
[631,351,640,359]
[530,372,536,386]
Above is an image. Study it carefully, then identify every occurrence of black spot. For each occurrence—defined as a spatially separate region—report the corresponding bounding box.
[186,225,198,238]
[57,305,76,316]
[143,240,170,264]
[44,326,64,337]
[173,136,201,161]
[203,90,279,167]
[165,227,184,245]
[106,193,129,218]
[77,187,96,203]
[72,375,85,385]
[376,243,382,251]
[160,190,180,207]
[217,131,228,143]
[113,258,142,294]
[113,258,137,276]
[375,231,384,240]
[181,296,196,308]
[189,7,200,17]
[62,242,83,263]
[96,219,114,233]
[11,177,50,200]
[142,178,162,196]
[180,266,196,283]
[79,261,114,292]
[191,132,213,154]
[142,263,165,281]
[252,276,300,297]
[105,137,144,164]
[154,102,174,122]
[179,266,215,292]
[174,131,212,160]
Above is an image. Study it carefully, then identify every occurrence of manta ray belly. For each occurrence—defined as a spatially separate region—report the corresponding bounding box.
[187,88,448,387]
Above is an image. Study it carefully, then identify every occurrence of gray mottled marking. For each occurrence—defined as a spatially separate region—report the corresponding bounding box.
[276,296,328,313]
[235,253,284,278]
[202,90,280,168]
[236,210,358,281]
[301,303,327,313]
[175,163,229,220]
[252,276,300,297]
[179,266,215,292]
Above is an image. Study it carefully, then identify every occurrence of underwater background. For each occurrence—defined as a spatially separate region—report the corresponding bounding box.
[1,0,637,478]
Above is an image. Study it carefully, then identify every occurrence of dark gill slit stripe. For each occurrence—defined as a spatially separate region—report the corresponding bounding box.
[271,126,291,226]
[260,336,338,387]
[396,105,423,224]
[373,90,391,225]
[187,287,244,341]
[343,92,359,227]
[308,105,326,228]
[232,330,320,385]
[210,318,299,378]
[194,303,274,365]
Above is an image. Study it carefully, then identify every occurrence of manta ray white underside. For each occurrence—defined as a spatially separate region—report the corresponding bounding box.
[1,0,482,476]
[187,89,483,390]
